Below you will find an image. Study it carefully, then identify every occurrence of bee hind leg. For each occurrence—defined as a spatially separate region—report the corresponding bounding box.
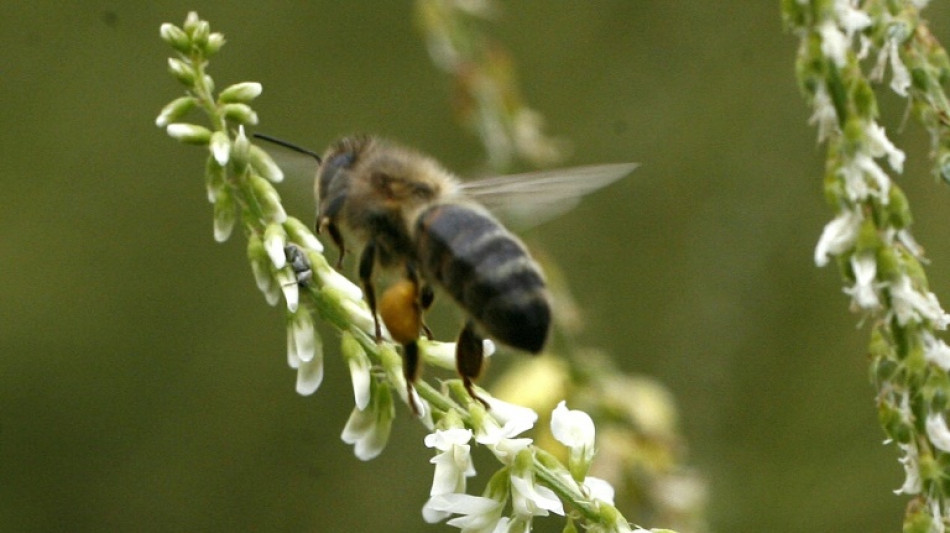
[456,320,489,409]
[403,340,422,416]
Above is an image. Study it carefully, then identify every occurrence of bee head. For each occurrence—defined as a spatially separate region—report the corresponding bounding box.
[316,136,373,221]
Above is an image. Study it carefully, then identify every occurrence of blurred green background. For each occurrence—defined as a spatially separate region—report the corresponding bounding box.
[3,2,950,531]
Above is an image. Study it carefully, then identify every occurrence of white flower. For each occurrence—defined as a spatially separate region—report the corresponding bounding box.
[818,20,849,67]
[583,476,616,505]
[865,122,905,173]
[887,39,911,96]
[852,153,891,203]
[814,208,862,266]
[843,252,879,309]
[346,348,372,410]
[340,392,393,461]
[273,267,299,312]
[890,275,950,328]
[422,493,505,532]
[423,428,477,523]
[894,442,921,495]
[927,414,950,453]
[551,401,596,476]
[509,460,564,518]
[209,130,230,166]
[808,82,839,143]
[832,0,871,38]
[923,331,950,371]
[475,397,537,464]
[263,225,288,269]
[286,309,323,395]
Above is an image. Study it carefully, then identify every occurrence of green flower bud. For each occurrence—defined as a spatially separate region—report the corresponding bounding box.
[249,174,287,223]
[167,57,195,86]
[212,187,236,242]
[155,96,196,128]
[165,123,211,145]
[222,103,258,125]
[283,216,324,252]
[190,19,210,49]
[248,233,280,306]
[159,23,190,53]
[182,11,201,35]
[205,155,226,203]
[204,32,226,56]
[219,82,263,104]
[209,130,230,166]
[249,144,283,183]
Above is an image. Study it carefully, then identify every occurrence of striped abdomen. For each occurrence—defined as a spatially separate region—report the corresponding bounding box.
[414,203,550,352]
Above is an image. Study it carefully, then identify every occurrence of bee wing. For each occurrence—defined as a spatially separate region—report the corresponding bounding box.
[459,162,638,229]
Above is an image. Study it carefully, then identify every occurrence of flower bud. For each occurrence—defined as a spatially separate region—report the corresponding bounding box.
[155,96,196,128]
[219,82,263,104]
[159,23,190,52]
[283,217,324,252]
[204,32,226,55]
[167,57,195,86]
[209,130,230,166]
[222,103,258,125]
[263,224,289,269]
[249,144,284,183]
[248,234,280,306]
[212,187,235,242]
[166,123,211,145]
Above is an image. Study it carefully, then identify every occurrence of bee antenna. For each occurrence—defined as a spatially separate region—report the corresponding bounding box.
[253,133,323,164]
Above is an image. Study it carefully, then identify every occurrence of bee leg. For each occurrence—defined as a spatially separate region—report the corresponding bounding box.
[456,320,489,409]
[403,340,421,416]
[318,216,346,270]
[419,284,435,339]
[358,241,382,342]
[406,263,435,340]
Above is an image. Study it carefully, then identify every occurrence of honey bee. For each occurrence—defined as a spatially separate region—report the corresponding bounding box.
[259,134,635,414]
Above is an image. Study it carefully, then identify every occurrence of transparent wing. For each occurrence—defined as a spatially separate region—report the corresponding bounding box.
[459,162,638,229]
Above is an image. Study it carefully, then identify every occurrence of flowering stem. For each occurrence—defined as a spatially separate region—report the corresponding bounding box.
[785,1,950,529]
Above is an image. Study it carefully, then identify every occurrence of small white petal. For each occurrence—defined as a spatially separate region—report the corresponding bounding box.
[550,401,596,450]
[290,311,316,363]
[295,347,324,395]
[348,356,372,411]
[894,442,921,495]
[923,332,950,371]
[510,473,564,517]
[583,476,616,505]
[275,269,299,312]
[818,21,849,67]
[814,208,862,266]
[927,414,950,453]
[341,405,391,461]
[843,252,879,309]
[264,227,287,269]
[888,39,911,97]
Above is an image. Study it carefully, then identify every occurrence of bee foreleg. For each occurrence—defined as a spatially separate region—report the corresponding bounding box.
[327,222,346,270]
[358,241,382,342]
[456,320,489,409]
